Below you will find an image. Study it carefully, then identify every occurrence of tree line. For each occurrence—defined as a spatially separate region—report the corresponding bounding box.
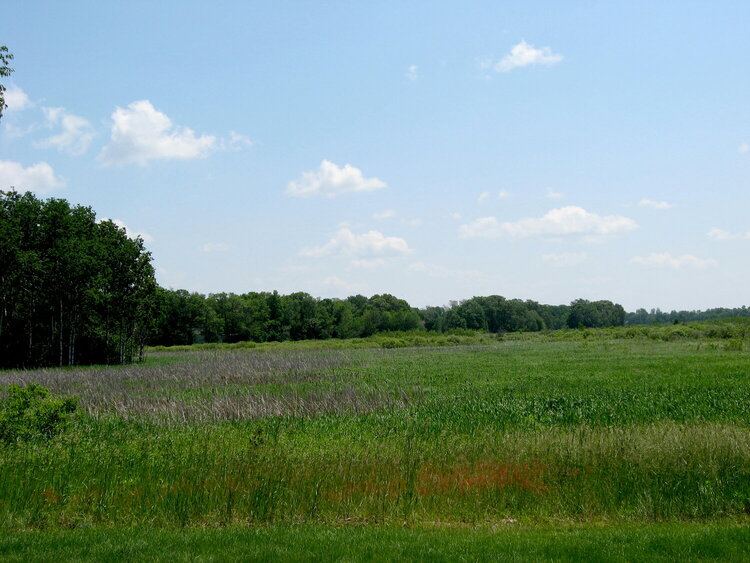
[12,190,726,368]
[626,307,750,325]
[150,290,626,347]
[0,191,158,368]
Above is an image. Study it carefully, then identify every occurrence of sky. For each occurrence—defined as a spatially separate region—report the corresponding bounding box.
[2,1,749,311]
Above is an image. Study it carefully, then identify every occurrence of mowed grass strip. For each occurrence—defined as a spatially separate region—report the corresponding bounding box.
[1,523,749,562]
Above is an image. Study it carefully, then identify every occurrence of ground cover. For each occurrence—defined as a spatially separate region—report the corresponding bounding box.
[1,323,748,558]
[2,523,749,562]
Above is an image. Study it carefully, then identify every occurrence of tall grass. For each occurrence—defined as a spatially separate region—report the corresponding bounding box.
[1,330,749,529]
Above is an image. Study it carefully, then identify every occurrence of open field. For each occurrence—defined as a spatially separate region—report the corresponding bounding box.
[1,322,749,558]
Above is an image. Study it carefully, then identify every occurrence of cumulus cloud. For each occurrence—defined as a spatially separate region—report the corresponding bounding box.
[485,40,563,73]
[542,252,588,267]
[286,160,386,198]
[739,143,749,153]
[198,242,230,252]
[4,84,31,112]
[300,228,412,258]
[101,218,154,243]
[631,253,717,269]
[36,107,95,155]
[99,100,218,166]
[639,198,673,210]
[707,227,750,241]
[459,206,637,239]
[405,65,419,81]
[478,191,491,202]
[0,160,65,193]
[545,188,563,199]
[498,189,511,199]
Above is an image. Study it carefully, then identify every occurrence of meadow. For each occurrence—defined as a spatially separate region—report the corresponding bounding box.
[1,321,749,560]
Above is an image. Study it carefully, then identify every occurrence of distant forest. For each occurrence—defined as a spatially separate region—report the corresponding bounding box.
[626,307,750,325]
[1,191,747,367]
[151,290,623,347]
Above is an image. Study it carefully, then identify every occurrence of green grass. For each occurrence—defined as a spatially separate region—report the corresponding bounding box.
[1,324,749,555]
[2,523,749,562]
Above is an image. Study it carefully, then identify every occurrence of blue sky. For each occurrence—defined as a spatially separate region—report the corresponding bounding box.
[2,1,749,310]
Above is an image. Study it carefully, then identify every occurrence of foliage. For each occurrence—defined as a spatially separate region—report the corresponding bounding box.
[0,45,13,121]
[150,291,629,347]
[566,298,625,328]
[0,191,158,368]
[150,290,423,346]
[627,306,750,325]
[0,383,77,445]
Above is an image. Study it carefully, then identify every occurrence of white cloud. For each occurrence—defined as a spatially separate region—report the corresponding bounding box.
[459,206,637,239]
[286,160,386,198]
[373,209,396,219]
[37,107,95,155]
[631,253,717,269]
[478,191,491,202]
[491,40,563,73]
[639,198,674,210]
[450,212,463,220]
[0,160,65,193]
[101,218,154,243]
[300,228,412,258]
[498,189,511,199]
[405,65,419,81]
[707,227,750,241]
[408,261,482,280]
[4,84,31,112]
[221,130,253,151]
[739,143,749,153]
[99,100,218,166]
[545,188,563,199]
[198,242,230,252]
[542,252,587,267]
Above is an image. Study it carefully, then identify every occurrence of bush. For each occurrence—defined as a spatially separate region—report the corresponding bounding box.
[724,338,744,352]
[0,383,77,445]
[380,338,407,349]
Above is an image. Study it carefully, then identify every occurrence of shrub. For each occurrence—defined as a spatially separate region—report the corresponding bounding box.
[0,383,77,445]
[724,338,744,352]
[380,338,407,349]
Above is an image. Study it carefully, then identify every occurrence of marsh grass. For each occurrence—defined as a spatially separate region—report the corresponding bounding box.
[1,330,750,530]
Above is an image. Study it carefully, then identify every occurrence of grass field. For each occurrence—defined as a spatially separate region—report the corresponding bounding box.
[1,322,749,559]
[3,523,749,562]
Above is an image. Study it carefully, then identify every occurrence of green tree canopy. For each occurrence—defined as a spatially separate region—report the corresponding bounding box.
[0,46,14,121]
